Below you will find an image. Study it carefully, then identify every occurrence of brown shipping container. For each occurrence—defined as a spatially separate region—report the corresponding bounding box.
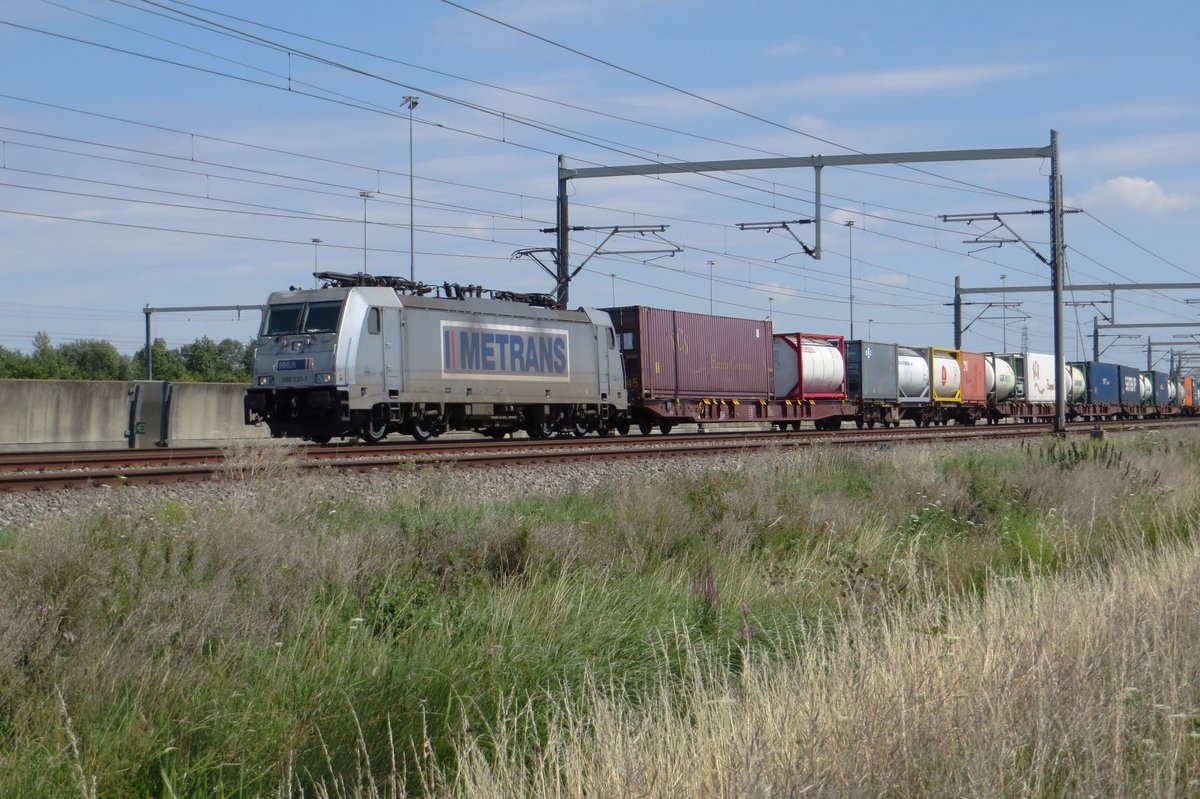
[960,351,987,402]
[606,306,773,399]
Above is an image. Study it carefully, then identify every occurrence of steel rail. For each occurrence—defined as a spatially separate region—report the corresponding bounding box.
[2,417,1193,493]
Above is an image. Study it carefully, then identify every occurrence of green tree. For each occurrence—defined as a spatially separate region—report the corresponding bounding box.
[58,340,132,381]
[0,344,33,378]
[28,331,64,379]
[180,336,221,381]
[215,338,250,381]
[132,338,188,382]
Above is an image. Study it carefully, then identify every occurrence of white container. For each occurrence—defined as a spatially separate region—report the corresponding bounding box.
[1139,374,1153,402]
[897,350,930,399]
[1068,364,1087,402]
[986,357,1016,401]
[772,335,845,396]
[931,353,962,397]
[1024,352,1057,403]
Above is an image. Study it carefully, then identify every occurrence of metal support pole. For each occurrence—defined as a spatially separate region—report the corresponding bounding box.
[953,275,962,349]
[845,220,855,338]
[404,95,419,282]
[1050,130,1067,434]
[556,155,571,309]
[359,191,372,270]
[1093,317,1100,362]
[144,305,153,380]
[814,165,823,259]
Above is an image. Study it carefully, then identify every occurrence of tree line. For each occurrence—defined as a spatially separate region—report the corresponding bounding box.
[0,332,254,383]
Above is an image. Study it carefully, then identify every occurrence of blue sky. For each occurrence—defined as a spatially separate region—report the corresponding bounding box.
[2,0,1198,372]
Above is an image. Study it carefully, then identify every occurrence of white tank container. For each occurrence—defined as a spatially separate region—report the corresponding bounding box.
[1068,364,1087,402]
[1139,374,1153,402]
[772,336,845,395]
[803,338,845,393]
[986,357,1016,401]
[931,353,962,397]
[897,350,930,398]
[1169,377,1180,403]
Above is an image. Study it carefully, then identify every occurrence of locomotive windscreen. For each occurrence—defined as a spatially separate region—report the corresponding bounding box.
[262,301,343,335]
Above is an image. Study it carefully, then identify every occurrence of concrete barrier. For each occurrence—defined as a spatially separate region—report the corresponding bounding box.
[0,379,269,452]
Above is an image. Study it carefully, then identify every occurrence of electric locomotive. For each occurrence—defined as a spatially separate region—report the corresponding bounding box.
[244,273,628,443]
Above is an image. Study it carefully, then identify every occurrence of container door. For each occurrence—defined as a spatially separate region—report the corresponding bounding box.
[383,307,402,394]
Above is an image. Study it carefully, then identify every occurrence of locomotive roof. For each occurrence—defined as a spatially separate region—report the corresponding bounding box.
[266,285,601,323]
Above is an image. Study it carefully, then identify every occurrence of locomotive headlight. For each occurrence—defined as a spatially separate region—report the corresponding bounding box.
[315,372,334,384]
[257,375,275,386]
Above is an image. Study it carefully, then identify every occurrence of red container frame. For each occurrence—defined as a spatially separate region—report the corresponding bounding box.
[773,332,847,400]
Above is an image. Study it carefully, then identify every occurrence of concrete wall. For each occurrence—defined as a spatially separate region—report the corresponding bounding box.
[168,382,271,445]
[0,379,269,452]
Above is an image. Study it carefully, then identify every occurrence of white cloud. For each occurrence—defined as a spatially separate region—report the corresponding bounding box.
[864,272,910,288]
[765,36,846,60]
[1075,176,1195,214]
[785,61,1073,97]
[621,60,1078,119]
[1073,133,1200,169]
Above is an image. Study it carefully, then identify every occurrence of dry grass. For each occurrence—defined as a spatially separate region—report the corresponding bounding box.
[441,534,1200,799]
[3,429,1200,797]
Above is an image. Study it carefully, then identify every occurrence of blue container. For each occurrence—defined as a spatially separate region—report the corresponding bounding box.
[1084,361,1120,404]
[1118,365,1141,405]
[1152,371,1170,405]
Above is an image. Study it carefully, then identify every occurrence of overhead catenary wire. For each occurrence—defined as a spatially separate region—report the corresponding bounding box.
[0,3,1184,358]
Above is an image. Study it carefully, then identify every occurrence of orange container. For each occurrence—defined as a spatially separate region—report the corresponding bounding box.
[1184,376,1195,408]
[960,351,987,403]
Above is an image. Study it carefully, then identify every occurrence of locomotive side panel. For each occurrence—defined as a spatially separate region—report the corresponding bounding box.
[399,302,605,406]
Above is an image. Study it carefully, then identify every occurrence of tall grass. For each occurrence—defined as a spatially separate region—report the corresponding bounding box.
[1,430,1198,796]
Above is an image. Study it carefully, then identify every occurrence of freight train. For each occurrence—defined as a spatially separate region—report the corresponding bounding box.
[244,272,1196,443]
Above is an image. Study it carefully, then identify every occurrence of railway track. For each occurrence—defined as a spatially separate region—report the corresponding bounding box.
[0,417,1192,493]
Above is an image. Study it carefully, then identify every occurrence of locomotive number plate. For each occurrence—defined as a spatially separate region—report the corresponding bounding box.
[276,358,311,371]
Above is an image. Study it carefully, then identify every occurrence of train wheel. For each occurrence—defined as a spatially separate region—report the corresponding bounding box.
[659,423,673,435]
[488,429,508,440]
[361,417,389,444]
[310,435,331,445]
[411,419,434,443]
[867,420,876,429]
[527,421,553,439]
[855,418,864,430]
[597,426,611,437]
[572,420,590,437]
[639,421,654,436]
[791,421,802,431]
[616,419,631,436]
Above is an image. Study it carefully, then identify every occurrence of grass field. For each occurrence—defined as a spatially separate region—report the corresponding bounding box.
[3,430,1199,797]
